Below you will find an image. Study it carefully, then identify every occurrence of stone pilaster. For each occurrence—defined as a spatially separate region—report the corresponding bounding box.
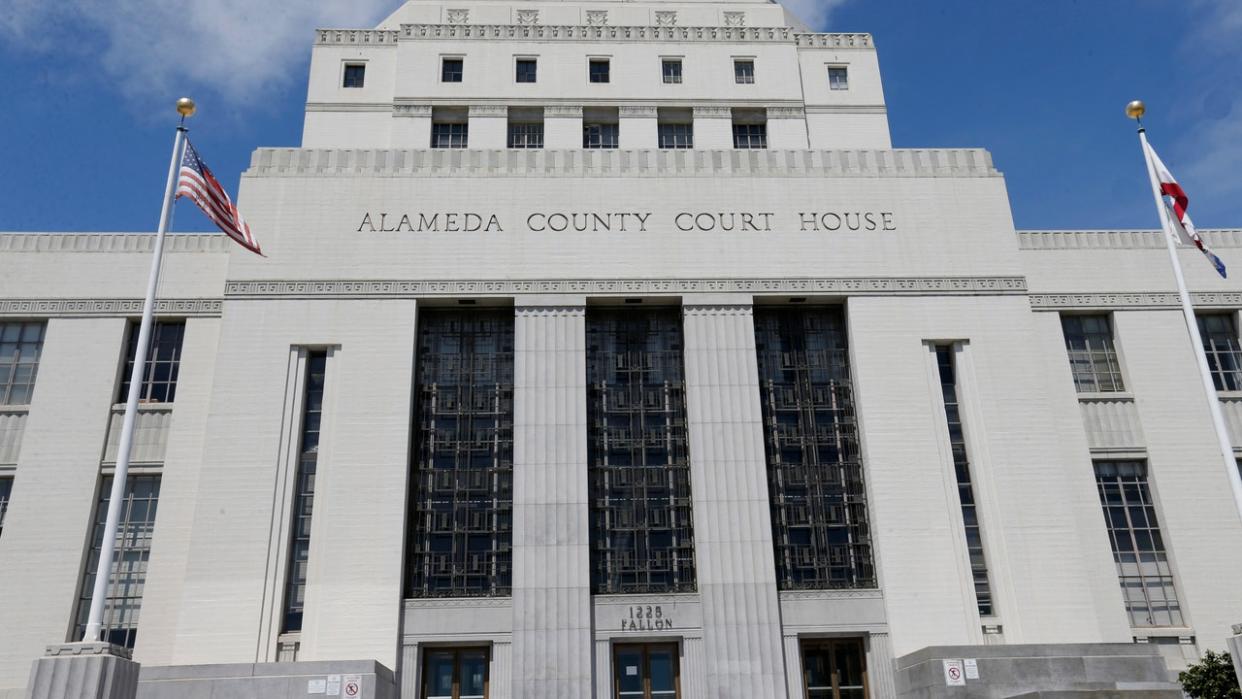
[511,298,593,698]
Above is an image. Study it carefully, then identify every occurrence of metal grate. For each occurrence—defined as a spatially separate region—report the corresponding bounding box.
[0,321,45,405]
[282,351,327,633]
[75,475,161,648]
[588,308,696,594]
[118,321,185,403]
[1197,314,1242,391]
[407,310,514,598]
[936,345,995,616]
[1061,314,1125,392]
[754,307,875,590]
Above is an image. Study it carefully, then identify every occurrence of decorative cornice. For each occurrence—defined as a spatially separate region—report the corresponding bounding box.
[0,233,229,253]
[722,12,746,27]
[804,105,887,115]
[618,105,658,118]
[691,106,732,118]
[654,11,677,27]
[795,33,873,48]
[545,105,583,118]
[225,277,1027,300]
[399,23,797,43]
[778,589,884,601]
[468,104,508,117]
[393,104,432,118]
[0,298,223,318]
[403,597,511,609]
[247,148,1000,179]
[767,106,806,119]
[315,29,401,46]
[1018,229,1242,250]
[1029,292,1242,311]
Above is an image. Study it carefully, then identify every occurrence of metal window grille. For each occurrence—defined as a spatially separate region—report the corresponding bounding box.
[515,59,537,83]
[282,351,327,633]
[583,124,619,149]
[799,638,867,699]
[613,643,680,699]
[507,123,544,149]
[828,66,849,90]
[343,64,365,88]
[118,321,185,403]
[0,477,12,539]
[442,59,464,82]
[587,309,696,595]
[732,123,766,149]
[1061,314,1126,393]
[754,307,875,590]
[589,59,610,83]
[432,123,469,149]
[1093,460,1184,627]
[657,124,693,149]
[734,60,755,84]
[422,646,490,699]
[0,321,45,405]
[662,60,682,84]
[407,311,513,598]
[936,346,995,616]
[1197,314,1242,391]
[75,475,161,648]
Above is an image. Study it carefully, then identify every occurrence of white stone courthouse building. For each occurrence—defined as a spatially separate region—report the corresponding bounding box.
[1,0,1240,697]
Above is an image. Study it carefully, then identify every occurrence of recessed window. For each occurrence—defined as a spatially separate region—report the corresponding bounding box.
[508,123,544,149]
[1061,314,1125,393]
[431,122,468,149]
[658,124,693,149]
[732,123,766,149]
[0,476,12,539]
[0,321,44,405]
[422,647,490,699]
[1197,313,1242,391]
[515,58,537,83]
[734,59,755,84]
[583,123,619,149]
[119,321,185,403]
[613,643,680,699]
[589,58,611,83]
[800,638,867,699]
[441,58,464,83]
[828,66,849,90]
[281,351,328,634]
[342,63,366,88]
[662,59,682,84]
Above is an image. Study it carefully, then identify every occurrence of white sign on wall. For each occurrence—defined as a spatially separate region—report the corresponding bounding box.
[964,658,980,680]
[343,674,362,698]
[327,674,342,696]
[943,659,966,686]
[307,679,327,694]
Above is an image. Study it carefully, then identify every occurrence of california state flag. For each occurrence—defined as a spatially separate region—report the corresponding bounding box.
[1144,141,1226,278]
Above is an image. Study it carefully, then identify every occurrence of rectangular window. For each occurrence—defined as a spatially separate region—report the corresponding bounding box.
[343,63,366,88]
[1197,314,1242,391]
[589,59,611,83]
[507,123,544,149]
[583,123,619,149]
[658,124,693,149]
[828,66,849,90]
[74,475,161,648]
[800,638,868,699]
[1094,460,1184,627]
[432,122,469,149]
[0,321,45,405]
[0,477,12,539]
[732,123,767,149]
[118,321,185,404]
[1061,314,1125,393]
[755,307,876,590]
[734,59,755,84]
[613,643,679,699]
[935,345,995,617]
[515,58,537,83]
[422,646,489,699]
[407,311,513,598]
[588,308,695,594]
[282,351,327,633]
[662,59,682,84]
[442,58,464,82]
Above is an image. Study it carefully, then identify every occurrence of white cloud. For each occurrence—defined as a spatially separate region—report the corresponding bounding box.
[778,0,851,31]
[0,0,395,112]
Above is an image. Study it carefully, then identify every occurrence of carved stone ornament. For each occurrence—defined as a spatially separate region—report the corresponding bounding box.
[516,9,540,25]
[586,10,608,26]
[723,11,745,27]
[445,8,469,24]
[654,11,677,26]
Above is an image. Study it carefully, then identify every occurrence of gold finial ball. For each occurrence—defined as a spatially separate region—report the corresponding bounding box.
[1125,100,1146,120]
[176,97,197,117]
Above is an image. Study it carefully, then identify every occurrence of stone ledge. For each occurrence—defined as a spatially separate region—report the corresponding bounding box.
[43,642,132,659]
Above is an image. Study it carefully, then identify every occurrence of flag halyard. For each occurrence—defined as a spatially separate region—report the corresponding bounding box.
[176,138,264,256]
[1144,140,1225,278]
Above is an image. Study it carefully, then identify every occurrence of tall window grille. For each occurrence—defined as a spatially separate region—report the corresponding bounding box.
[658,124,693,149]
[1061,314,1125,392]
[0,321,45,405]
[754,307,875,590]
[282,351,327,633]
[0,477,12,539]
[432,123,469,149]
[75,475,161,648]
[1093,460,1184,627]
[732,123,766,149]
[507,123,543,149]
[407,311,514,598]
[935,345,995,616]
[583,123,619,149]
[118,321,185,403]
[587,308,696,594]
[1197,314,1242,391]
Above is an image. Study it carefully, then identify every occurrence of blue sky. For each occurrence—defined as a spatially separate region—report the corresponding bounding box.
[0,0,1237,233]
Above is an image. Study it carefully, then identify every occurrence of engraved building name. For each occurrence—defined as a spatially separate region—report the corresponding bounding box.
[356,210,896,233]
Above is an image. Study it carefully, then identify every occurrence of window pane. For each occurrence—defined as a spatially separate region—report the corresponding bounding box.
[343,64,365,88]
[583,124,619,149]
[508,123,544,149]
[1197,314,1242,391]
[662,60,682,84]
[118,322,185,404]
[589,60,610,83]
[0,321,45,405]
[615,648,644,694]
[648,647,676,691]
[732,123,766,149]
[658,124,693,149]
[432,123,469,149]
[0,477,12,539]
[734,60,754,84]
[1061,314,1125,392]
[828,66,848,90]
[442,59,463,82]
[515,59,537,83]
[459,650,488,697]
[282,352,328,632]
[424,651,456,698]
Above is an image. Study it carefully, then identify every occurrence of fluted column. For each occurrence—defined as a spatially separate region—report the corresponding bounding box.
[682,297,786,699]
[511,297,593,698]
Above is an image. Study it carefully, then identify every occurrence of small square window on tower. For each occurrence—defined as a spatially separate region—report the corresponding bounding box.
[589,58,610,83]
[342,63,365,88]
[441,58,464,83]
[734,59,755,84]
[828,65,849,90]
[516,58,537,83]
[662,59,683,84]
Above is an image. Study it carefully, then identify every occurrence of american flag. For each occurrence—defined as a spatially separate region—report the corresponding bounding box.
[176,138,263,255]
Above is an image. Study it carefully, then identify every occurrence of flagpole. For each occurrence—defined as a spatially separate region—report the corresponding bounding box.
[1128,99,1242,527]
[83,97,196,643]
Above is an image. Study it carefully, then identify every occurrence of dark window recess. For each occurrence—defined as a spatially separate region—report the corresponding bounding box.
[118,321,185,403]
[588,308,696,595]
[583,123,619,149]
[422,647,490,699]
[74,475,161,648]
[662,60,683,84]
[0,321,45,405]
[515,59,537,83]
[1197,314,1242,391]
[658,124,693,149]
[754,307,876,590]
[442,58,464,82]
[0,477,12,539]
[734,59,755,84]
[589,59,611,83]
[732,123,767,149]
[343,64,366,88]
[507,123,543,149]
[613,643,680,699]
[800,638,868,699]
[432,123,469,149]
[282,351,327,633]
[407,311,514,598]
[1061,315,1126,393]
[828,66,849,90]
